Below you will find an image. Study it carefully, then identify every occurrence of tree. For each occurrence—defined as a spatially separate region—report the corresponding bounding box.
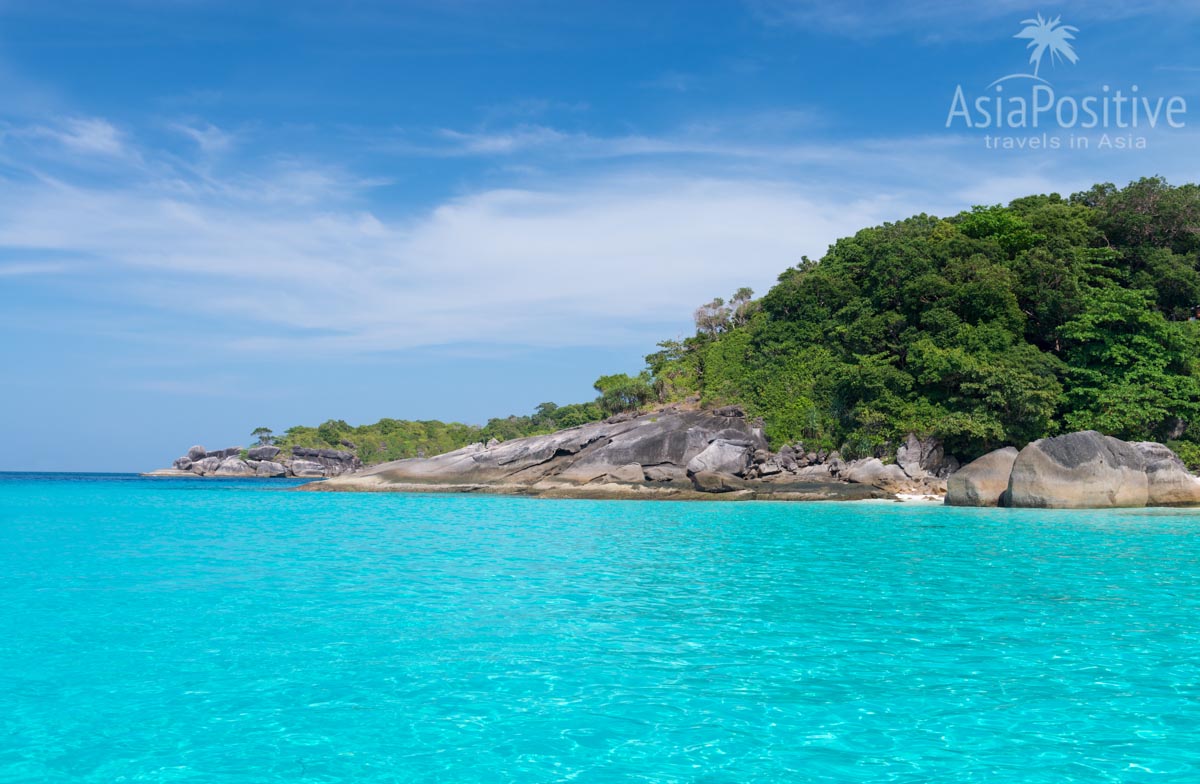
[593,372,655,415]
[693,297,730,336]
[251,427,275,445]
[729,287,758,327]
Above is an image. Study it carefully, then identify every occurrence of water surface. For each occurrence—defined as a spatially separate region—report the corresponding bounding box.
[2,473,1199,782]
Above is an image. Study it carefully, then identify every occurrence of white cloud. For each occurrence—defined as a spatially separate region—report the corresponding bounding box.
[40,117,126,156]
[170,120,235,155]
[3,108,1198,357]
[0,170,900,352]
[0,261,71,277]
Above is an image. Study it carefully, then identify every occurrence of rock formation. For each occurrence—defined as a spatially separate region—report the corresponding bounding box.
[145,442,362,479]
[945,447,1018,507]
[946,432,1200,509]
[1133,442,1200,506]
[147,414,1199,508]
[1007,431,1148,508]
[307,407,910,500]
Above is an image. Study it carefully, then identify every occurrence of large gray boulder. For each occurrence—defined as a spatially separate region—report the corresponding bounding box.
[1007,431,1148,509]
[607,463,645,483]
[686,439,753,477]
[945,447,1018,507]
[172,456,193,471]
[643,464,687,483]
[248,445,281,461]
[289,459,327,478]
[190,456,222,476]
[290,447,361,476]
[843,458,911,491]
[255,460,287,478]
[895,433,958,479]
[214,457,255,477]
[690,471,745,493]
[186,445,207,461]
[1133,442,1200,506]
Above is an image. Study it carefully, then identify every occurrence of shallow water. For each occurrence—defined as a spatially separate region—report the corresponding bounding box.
[2,473,1199,782]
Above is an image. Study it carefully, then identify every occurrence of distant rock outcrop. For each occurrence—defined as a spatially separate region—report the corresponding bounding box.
[145,441,363,479]
[248,445,282,461]
[255,460,287,477]
[214,456,255,477]
[307,408,901,501]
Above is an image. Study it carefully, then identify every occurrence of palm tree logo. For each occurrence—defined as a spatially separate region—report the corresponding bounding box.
[1015,14,1079,79]
[988,14,1079,87]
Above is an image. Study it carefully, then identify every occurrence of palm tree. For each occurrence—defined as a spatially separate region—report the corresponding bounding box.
[1015,14,1079,78]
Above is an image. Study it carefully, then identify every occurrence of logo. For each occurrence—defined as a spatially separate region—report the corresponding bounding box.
[998,14,1078,85]
[945,13,1187,151]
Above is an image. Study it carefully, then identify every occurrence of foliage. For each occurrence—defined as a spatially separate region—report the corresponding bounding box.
[643,178,1200,460]
[250,427,275,446]
[593,372,656,415]
[276,177,1200,467]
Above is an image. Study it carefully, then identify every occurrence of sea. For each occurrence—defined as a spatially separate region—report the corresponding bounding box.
[2,472,1199,782]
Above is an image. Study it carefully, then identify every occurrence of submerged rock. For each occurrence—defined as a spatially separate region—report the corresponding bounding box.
[945,447,1018,507]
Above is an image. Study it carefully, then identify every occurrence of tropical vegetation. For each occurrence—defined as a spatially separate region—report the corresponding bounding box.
[276,177,1200,468]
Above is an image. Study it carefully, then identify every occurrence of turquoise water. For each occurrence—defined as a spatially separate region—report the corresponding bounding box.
[2,474,1200,782]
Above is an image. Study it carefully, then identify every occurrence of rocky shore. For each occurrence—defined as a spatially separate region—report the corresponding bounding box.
[147,410,1200,508]
[946,430,1200,508]
[143,444,361,479]
[301,406,953,501]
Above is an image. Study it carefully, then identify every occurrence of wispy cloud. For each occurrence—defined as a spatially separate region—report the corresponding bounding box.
[169,119,236,155]
[3,104,1197,357]
[0,261,71,277]
[39,117,126,156]
[388,111,825,160]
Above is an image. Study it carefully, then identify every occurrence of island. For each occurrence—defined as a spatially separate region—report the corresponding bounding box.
[147,177,1200,509]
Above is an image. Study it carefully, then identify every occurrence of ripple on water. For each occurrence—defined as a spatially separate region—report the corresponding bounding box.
[1,475,1199,782]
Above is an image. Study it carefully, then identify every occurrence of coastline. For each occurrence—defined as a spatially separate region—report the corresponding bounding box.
[297,474,899,503]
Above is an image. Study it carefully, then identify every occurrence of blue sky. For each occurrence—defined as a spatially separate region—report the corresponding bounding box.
[2,0,1200,471]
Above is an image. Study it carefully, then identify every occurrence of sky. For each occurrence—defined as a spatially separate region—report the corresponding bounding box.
[2,0,1200,471]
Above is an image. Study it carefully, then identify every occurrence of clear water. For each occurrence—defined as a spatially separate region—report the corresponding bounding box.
[2,473,1199,783]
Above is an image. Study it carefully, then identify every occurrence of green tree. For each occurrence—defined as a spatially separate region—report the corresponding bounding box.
[593,372,655,415]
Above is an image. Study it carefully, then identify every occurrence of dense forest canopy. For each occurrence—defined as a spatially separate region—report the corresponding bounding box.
[275,177,1200,467]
